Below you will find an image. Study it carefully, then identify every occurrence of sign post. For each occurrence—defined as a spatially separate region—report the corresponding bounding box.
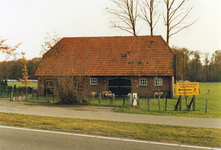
[176,82,199,96]
[176,82,199,111]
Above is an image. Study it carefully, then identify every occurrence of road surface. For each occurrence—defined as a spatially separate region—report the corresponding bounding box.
[0,100,220,129]
[0,126,217,150]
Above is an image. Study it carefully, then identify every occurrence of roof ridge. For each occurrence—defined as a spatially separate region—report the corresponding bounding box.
[62,35,162,39]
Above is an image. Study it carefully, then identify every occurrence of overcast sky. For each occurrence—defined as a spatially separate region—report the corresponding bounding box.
[0,0,220,62]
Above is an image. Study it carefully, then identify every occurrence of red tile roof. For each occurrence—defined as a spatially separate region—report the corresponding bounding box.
[35,36,175,77]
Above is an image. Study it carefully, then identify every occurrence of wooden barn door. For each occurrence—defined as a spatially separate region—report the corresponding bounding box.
[109,77,131,96]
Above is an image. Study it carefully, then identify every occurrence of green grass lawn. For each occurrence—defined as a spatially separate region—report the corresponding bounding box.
[112,82,221,118]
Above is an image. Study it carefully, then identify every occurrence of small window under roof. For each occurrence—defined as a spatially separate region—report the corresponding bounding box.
[122,53,127,57]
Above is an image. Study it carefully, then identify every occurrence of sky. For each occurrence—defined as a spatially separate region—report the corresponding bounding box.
[0,0,220,62]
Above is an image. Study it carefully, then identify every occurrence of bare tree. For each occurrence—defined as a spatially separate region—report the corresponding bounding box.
[0,38,21,80]
[40,35,91,104]
[107,0,139,36]
[0,38,21,61]
[40,29,62,56]
[139,0,160,35]
[163,0,198,44]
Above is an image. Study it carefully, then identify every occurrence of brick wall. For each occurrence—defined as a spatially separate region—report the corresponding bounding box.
[89,77,109,95]
[38,76,174,98]
[131,76,173,97]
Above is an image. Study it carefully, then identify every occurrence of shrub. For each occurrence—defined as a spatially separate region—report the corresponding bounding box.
[49,76,91,104]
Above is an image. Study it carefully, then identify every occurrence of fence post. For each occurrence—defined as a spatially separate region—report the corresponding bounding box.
[158,92,160,111]
[205,99,208,113]
[179,95,182,111]
[123,95,125,106]
[193,95,195,111]
[17,91,18,101]
[137,96,140,108]
[99,93,101,104]
[165,98,167,111]
[53,93,54,103]
[26,87,28,101]
[185,96,188,111]
[7,88,9,97]
[208,89,210,94]
[132,97,134,108]
[147,96,149,111]
[111,93,113,105]
[37,91,38,101]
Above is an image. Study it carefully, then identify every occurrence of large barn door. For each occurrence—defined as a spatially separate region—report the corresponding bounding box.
[109,77,131,96]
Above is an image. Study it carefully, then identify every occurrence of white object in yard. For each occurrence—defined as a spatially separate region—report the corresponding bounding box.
[10,92,13,101]
[130,93,137,106]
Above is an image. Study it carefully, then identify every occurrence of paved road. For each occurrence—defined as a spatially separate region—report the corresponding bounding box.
[0,126,216,150]
[0,100,221,129]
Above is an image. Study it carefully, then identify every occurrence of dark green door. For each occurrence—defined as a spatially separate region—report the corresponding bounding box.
[109,77,131,96]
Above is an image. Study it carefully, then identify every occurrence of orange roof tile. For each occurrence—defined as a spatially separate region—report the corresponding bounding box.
[35,36,175,77]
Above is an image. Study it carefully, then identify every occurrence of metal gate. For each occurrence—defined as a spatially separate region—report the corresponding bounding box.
[109,77,131,96]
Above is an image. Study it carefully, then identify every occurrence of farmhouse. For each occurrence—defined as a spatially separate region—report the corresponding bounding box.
[35,36,176,98]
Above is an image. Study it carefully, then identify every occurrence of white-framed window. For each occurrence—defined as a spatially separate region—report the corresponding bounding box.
[155,78,163,86]
[139,78,147,86]
[90,78,98,85]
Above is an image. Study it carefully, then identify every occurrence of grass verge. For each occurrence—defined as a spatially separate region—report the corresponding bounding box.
[0,112,220,148]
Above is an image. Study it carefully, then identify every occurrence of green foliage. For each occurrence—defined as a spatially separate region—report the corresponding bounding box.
[7,86,12,92]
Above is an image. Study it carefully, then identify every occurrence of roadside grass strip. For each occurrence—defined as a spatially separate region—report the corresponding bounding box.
[1,125,220,150]
[0,112,220,148]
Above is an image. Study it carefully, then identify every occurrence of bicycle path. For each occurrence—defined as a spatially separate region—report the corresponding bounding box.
[0,100,220,129]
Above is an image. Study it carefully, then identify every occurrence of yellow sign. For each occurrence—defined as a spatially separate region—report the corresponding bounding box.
[176,82,199,95]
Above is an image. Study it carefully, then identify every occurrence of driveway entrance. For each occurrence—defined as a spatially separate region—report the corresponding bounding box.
[109,77,131,96]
